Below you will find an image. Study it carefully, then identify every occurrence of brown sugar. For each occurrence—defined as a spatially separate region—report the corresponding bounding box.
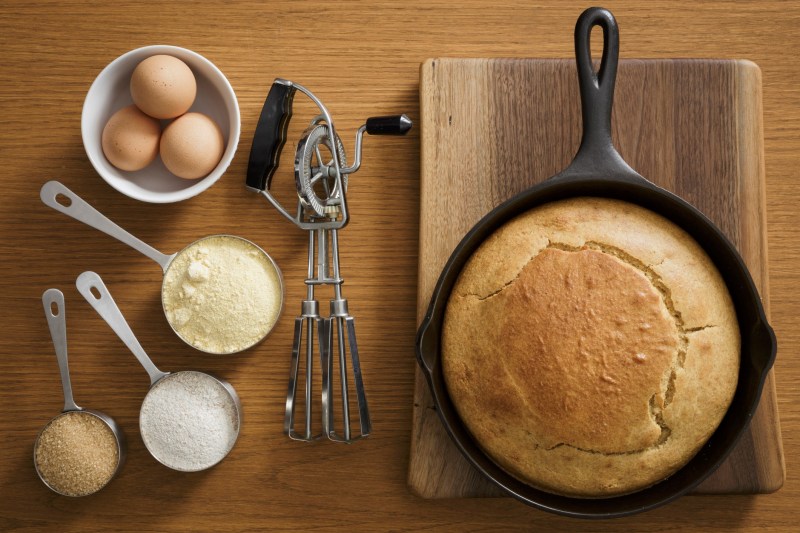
[34,411,119,496]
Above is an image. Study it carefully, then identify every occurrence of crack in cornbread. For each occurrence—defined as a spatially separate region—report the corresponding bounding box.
[442,197,739,498]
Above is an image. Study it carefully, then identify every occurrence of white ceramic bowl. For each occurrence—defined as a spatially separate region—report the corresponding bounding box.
[82,45,240,203]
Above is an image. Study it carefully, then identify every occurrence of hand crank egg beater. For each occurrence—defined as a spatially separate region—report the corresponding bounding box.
[246,79,411,443]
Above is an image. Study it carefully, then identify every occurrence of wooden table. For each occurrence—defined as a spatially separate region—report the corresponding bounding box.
[0,1,797,531]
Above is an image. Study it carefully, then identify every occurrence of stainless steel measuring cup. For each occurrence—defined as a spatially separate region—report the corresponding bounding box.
[34,289,125,497]
[76,271,242,472]
[40,180,284,354]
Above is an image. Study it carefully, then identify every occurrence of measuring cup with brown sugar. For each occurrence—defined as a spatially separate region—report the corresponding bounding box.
[34,289,125,497]
[40,181,284,354]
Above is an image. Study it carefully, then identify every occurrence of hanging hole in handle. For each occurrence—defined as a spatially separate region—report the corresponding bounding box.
[590,24,604,77]
[575,7,619,95]
[89,286,102,300]
[49,301,60,317]
[585,18,612,85]
[55,193,72,208]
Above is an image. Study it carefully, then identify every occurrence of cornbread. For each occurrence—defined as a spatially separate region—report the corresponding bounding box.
[442,197,739,497]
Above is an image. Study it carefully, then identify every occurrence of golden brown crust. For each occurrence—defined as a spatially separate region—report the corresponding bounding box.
[442,197,739,497]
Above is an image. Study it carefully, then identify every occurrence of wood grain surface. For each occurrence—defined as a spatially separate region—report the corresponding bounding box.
[410,57,783,498]
[1,1,798,531]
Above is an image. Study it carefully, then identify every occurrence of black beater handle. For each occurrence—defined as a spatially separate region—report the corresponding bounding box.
[246,81,296,192]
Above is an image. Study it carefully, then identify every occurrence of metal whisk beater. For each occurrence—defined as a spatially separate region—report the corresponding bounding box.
[246,78,411,442]
[293,226,369,442]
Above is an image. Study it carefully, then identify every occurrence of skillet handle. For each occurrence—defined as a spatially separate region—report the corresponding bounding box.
[561,7,641,181]
[751,319,778,376]
[415,315,438,376]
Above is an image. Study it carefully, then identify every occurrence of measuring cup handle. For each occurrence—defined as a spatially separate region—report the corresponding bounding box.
[40,181,173,271]
[76,271,168,386]
[42,289,81,412]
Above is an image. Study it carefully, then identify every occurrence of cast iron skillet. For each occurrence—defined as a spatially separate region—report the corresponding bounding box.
[415,6,777,519]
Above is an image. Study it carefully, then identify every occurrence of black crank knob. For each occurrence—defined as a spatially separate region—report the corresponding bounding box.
[365,114,412,135]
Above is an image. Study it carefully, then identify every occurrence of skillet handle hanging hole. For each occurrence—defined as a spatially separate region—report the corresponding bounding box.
[90,286,102,300]
[49,301,59,317]
[574,7,619,144]
[575,8,619,96]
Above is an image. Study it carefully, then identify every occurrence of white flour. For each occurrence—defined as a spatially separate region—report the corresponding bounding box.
[162,235,282,354]
[139,371,239,471]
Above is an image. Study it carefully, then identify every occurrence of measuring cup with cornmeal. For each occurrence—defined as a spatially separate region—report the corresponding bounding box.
[34,289,125,497]
[41,181,283,354]
[77,271,241,472]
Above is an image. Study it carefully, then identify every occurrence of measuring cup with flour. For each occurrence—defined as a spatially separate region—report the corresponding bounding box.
[76,271,241,472]
[35,289,125,496]
[41,181,284,354]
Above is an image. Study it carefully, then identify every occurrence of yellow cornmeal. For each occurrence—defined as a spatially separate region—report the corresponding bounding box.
[162,235,282,354]
[34,411,119,496]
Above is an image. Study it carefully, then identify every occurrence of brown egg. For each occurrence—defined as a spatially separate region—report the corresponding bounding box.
[160,112,224,180]
[130,55,197,119]
[101,105,161,171]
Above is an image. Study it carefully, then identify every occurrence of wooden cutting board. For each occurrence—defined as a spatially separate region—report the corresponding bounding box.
[409,58,785,498]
